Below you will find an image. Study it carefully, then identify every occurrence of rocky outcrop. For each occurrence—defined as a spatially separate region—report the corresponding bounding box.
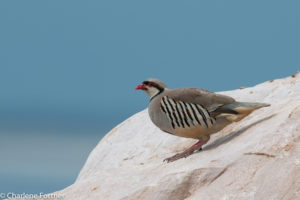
[20,74,300,200]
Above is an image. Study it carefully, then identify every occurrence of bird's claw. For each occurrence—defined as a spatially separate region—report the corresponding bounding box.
[163,147,202,163]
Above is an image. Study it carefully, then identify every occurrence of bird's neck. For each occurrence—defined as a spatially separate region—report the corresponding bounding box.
[149,88,165,101]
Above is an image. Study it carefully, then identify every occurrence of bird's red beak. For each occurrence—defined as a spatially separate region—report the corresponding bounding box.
[135,83,147,90]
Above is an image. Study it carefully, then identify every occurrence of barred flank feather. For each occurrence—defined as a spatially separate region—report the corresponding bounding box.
[160,96,215,129]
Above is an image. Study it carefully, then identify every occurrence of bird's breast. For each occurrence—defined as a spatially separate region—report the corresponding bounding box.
[148,97,174,134]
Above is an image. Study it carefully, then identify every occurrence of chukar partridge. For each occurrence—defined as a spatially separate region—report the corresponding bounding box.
[135,78,270,162]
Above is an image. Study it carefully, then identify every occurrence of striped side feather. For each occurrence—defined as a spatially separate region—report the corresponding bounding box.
[160,96,215,129]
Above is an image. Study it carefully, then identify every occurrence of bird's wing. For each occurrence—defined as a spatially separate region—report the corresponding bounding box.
[164,88,236,113]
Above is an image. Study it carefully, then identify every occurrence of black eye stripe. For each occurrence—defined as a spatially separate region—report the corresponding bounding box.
[142,81,163,90]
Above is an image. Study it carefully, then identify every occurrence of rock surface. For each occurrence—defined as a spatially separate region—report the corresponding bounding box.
[20,75,300,200]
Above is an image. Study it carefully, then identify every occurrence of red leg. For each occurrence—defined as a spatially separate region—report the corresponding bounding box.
[163,138,209,163]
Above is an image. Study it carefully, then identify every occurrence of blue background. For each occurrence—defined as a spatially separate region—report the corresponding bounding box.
[0,0,299,196]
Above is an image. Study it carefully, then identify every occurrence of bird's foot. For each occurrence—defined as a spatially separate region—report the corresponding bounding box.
[163,139,208,163]
[163,147,202,163]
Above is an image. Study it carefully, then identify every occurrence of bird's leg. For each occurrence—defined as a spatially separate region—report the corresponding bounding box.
[163,138,209,163]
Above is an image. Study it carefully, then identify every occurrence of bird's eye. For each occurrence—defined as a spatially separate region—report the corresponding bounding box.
[148,82,153,86]
[143,81,154,86]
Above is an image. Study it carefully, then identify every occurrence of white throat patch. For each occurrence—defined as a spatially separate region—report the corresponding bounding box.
[145,86,161,99]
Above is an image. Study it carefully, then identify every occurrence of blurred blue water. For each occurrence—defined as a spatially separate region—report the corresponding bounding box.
[0,110,119,196]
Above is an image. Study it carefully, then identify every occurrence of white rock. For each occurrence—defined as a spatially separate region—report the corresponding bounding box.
[15,74,300,200]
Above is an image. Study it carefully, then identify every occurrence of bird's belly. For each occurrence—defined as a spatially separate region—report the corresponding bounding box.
[173,118,231,140]
[173,125,209,139]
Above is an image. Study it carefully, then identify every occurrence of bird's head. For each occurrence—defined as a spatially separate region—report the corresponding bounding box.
[135,78,168,99]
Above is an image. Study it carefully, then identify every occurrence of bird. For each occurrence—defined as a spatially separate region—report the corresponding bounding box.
[135,78,270,162]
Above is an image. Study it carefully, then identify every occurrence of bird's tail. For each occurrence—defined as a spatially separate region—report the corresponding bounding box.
[231,102,270,114]
[216,101,270,122]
